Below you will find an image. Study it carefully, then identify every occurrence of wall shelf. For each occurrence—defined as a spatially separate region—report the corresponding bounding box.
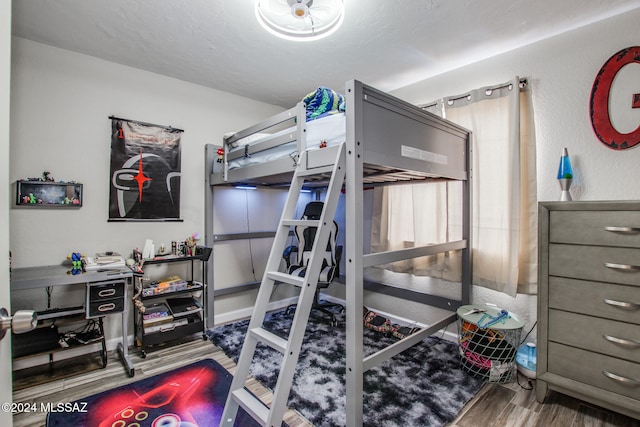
[16,180,82,207]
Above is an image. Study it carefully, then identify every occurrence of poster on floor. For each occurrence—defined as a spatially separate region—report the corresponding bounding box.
[108,117,183,221]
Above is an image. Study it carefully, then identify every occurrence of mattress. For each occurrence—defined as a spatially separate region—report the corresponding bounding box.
[227,112,346,170]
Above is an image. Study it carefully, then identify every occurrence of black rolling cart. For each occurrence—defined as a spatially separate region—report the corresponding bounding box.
[132,246,211,358]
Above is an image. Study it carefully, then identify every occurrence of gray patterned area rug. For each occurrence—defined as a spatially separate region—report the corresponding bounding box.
[207,308,483,427]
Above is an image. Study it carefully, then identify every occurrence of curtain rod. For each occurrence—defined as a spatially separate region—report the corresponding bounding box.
[109,115,184,133]
[421,78,528,110]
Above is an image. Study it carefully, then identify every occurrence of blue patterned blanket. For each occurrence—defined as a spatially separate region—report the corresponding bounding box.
[302,86,346,121]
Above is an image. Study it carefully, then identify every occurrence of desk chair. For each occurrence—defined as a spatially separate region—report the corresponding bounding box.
[283,201,344,326]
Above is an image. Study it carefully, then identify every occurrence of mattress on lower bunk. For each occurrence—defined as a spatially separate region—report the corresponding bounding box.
[228,112,346,170]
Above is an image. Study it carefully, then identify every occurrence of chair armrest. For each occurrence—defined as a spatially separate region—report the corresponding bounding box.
[283,245,298,269]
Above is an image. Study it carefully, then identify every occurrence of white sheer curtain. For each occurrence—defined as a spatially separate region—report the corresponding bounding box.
[371,77,537,296]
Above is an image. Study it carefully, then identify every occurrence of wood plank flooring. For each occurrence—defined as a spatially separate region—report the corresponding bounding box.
[12,338,640,427]
[449,375,640,427]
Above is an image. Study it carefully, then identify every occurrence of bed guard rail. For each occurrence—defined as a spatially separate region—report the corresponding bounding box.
[221,102,306,182]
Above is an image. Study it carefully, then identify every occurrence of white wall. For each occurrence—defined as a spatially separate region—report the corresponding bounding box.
[9,38,284,361]
[392,9,640,203]
[383,9,640,337]
[9,37,283,269]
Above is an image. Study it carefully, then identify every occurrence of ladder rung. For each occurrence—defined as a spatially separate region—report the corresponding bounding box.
[266,271,304,287]
[230,388,269,426]
[297,164,334,177]
[282,219,320,227]
[250,327,287,353]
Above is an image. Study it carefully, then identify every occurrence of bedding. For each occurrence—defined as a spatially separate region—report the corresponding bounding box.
[302,86,346,121]
[223,87,347,171]
[227,112,346,170]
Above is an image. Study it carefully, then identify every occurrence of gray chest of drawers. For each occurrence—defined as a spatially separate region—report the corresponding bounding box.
[537,201,640,420]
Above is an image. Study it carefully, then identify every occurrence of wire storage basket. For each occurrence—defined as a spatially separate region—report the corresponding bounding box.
[456,305,524,383]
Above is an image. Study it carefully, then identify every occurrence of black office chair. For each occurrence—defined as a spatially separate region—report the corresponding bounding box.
[283,201,344,326]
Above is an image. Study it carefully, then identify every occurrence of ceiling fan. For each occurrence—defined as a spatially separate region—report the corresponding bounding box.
[255,0,345,42]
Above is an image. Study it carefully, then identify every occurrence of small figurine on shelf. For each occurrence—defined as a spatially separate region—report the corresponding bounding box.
[217,147,224,163]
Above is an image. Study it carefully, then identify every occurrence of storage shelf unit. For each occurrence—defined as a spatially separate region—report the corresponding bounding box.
[133,248,211,358]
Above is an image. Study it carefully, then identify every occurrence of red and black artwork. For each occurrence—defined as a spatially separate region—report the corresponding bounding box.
[109,117,183,221]
[45,359,260,427]
[590,46,640,150]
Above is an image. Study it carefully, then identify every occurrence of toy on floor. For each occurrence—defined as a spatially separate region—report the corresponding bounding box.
[363,308,419,339]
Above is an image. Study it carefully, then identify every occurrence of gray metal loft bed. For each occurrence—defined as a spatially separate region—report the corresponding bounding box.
[204,79,472,427]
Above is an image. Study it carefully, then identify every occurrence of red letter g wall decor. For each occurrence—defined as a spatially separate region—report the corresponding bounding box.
[590,46,640,150]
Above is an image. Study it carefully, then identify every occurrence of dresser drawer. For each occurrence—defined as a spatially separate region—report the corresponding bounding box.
[550,210,640,247]
[549,309,640,362]
[549,277,640,325]
[549,244,640,287]
[548,342,640,401]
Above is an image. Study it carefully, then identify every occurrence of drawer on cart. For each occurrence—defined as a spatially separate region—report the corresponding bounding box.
[549,309,640,362]
[548,342,640,401]
[88,281,125,301]
[86,280,126,318]
[548,277,640,325]
[549,244,640,287]
[550,210,640,247]
[88,298,125,317]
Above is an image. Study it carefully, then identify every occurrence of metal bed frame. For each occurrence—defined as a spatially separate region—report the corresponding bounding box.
[204,79,472,426]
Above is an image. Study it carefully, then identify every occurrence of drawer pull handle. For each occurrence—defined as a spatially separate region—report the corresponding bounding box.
[604,226,640,233]
[98,303,116,312]
[602,370,640,385]
[98,289,116,297]
[604,298,640,309]
[603,334,640,348]
[604,262,640,271]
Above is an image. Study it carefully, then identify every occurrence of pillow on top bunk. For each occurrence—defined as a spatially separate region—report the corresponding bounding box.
[302,86,346,122]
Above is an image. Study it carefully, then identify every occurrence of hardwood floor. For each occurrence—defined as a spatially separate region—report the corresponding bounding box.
[449,375,640,427]
[12,338,640,427]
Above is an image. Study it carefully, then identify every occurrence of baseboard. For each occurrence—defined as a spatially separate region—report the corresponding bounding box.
[213,296,300,326]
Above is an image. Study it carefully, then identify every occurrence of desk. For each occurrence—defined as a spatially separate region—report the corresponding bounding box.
[10,265,135,377]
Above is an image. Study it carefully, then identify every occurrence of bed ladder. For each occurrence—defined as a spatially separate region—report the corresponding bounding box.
[220,143,346,427]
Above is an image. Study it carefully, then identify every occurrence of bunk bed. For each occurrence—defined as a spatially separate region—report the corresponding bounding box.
[204,79,472,427]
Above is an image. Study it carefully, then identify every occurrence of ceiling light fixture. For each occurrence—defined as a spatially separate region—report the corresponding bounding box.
[255,0,345,42]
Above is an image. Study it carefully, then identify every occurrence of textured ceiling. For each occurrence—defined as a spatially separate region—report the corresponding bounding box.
[11,0,640,107]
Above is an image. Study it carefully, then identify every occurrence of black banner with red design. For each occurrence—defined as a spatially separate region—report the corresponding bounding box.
[108,117,183,221]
